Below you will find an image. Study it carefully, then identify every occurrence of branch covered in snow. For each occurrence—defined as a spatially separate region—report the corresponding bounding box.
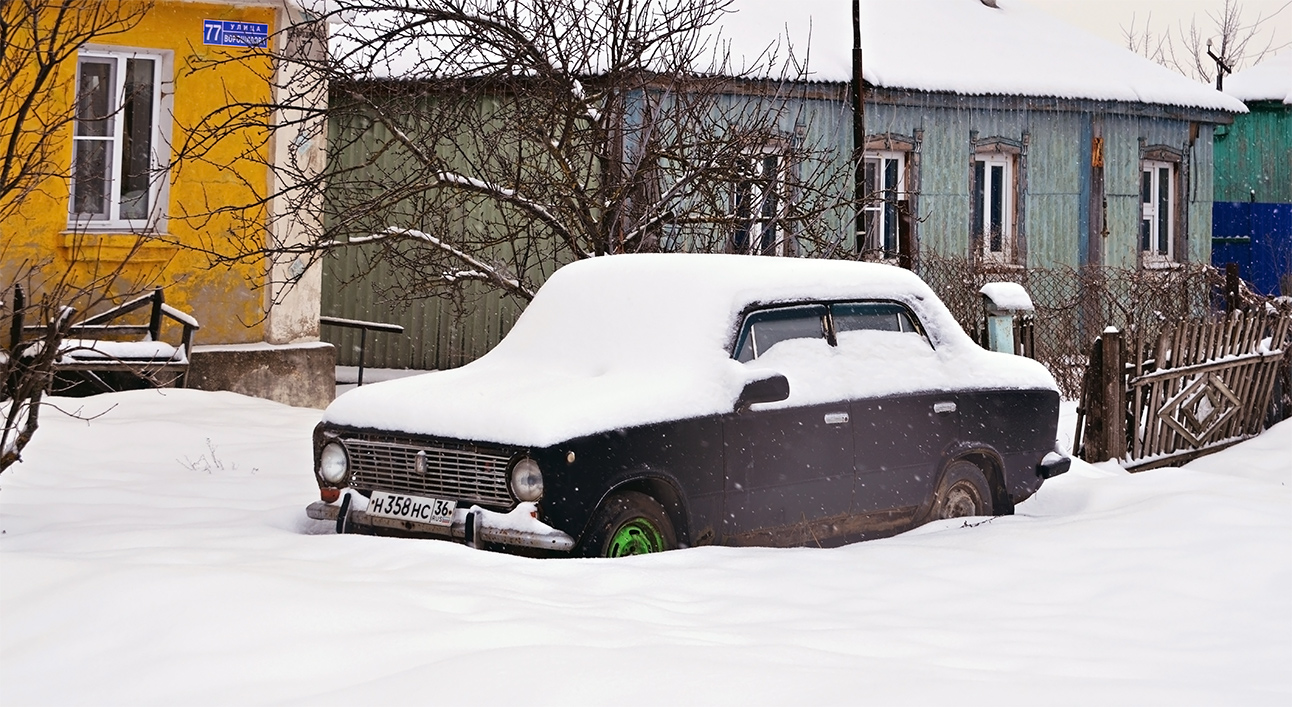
[351,227,536,300]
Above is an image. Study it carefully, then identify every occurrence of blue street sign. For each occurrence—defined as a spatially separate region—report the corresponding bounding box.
[202,20,269,48]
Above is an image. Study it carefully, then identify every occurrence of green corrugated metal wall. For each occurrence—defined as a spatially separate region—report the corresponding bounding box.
[1214,102,1292,204]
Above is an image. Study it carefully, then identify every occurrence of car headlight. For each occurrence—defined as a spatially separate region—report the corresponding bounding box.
[319,441,349,485]
[509,457,544,502]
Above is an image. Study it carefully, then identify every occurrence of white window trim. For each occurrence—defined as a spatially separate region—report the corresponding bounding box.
[69,47,170,231]
[1141,160,1175,264]
[861,150,906,259]
[732,147,790,256]
[974,153,1015,263]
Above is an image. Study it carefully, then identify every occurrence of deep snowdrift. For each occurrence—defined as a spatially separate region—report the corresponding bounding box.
[1,389,1288,706]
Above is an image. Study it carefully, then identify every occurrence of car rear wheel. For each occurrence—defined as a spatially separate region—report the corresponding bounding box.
[579,491,677,557]
[931,460,991,520]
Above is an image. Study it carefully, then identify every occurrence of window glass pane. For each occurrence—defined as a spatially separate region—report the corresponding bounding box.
[831,302,918,334]
[972,160,985,237]
[119,58,155,220]
[733,179,751,252]
[1141,170,1152,206]
[883,158,898,194]
[758,156,778,252]
[990,163,1004,251]
[734,305,826,362]
[1157,167,1170,254]
[862,159,879,250]
[883,197,897,253]
[71,140,110,218]
[75,59,114,137]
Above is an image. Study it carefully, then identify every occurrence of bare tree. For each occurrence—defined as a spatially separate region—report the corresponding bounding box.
[1123,0,1290,87]
[1,0,153,473]
[175,0,856,306]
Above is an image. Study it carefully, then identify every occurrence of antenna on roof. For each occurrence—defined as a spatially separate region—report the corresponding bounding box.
[1206,39,1233,91]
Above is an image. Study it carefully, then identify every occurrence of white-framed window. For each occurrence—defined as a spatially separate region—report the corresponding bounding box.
[70,49,164,228]
[732,150,788,255]
[861,151,905,257]
[1140,160,1175,261]
[973,153,1014,262]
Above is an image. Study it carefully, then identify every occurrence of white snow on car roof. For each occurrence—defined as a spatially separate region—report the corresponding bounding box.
[323,254,1056,447]
[1224,53,1292,105]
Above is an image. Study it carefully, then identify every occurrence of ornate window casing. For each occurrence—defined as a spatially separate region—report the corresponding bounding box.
[1138,141,1187,267]
[969,131,1028,267]
[860,131,922,266]
[69,47,171,231]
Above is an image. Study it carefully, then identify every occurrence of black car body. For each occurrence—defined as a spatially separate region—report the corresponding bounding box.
[307,254,1068,556]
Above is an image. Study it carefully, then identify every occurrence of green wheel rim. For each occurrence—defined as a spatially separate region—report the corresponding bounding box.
[606,518,666,557]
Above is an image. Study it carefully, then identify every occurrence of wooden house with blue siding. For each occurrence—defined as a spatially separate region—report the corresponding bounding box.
[323,0,1246,370]
[769,0,1246,271]
[1210,54,1292,296]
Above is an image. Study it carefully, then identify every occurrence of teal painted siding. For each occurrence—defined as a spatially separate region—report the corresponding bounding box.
[869,97,1215,271]
[324,86,1228,370]
[1214,102,1292,203]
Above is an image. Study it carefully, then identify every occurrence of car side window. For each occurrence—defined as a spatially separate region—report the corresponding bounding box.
[831,302,919,334]
[831,301,932,348]
[734,305,828,362]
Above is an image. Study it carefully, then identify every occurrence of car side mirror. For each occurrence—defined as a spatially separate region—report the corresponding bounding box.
[736,374,790,410]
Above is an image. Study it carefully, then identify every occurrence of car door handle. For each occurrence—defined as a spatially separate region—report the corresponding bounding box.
[824,412,849,425]
[933,401,957,414]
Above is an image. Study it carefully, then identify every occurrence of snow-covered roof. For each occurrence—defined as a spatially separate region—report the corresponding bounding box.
[722,0,1246,113]
[1224,53,1292,105]
[323,254,1055,447]
[324,0,1242,113]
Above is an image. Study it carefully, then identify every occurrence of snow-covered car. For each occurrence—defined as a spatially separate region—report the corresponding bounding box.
[307,254,1069,556]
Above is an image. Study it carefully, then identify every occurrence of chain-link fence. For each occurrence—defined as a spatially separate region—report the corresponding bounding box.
[916,255,1224,399]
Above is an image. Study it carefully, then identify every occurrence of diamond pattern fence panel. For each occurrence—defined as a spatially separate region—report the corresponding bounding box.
[1074,308,1291,470]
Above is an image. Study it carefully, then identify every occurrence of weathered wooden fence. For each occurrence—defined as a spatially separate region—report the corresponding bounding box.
[1075,308,1292,470]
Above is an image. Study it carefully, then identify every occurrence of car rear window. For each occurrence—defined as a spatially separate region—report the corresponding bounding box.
[733,305,827,362]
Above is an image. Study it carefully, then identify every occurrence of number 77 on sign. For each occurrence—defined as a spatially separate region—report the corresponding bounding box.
[203,20,223,45]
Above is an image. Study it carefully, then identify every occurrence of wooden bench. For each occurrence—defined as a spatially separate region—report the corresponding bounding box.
[8,286,200,394]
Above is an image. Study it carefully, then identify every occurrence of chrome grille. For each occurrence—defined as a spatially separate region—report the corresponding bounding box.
[342,435,515,508]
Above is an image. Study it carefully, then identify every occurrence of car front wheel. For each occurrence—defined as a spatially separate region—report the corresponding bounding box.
[579,491,677,557]
[931,460,991,520]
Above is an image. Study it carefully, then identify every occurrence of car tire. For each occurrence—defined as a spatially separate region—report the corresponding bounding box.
[930,460,992,520]
[578,491,677,558]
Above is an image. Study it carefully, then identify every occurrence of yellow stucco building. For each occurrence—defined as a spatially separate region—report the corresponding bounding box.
[1,0,330,406]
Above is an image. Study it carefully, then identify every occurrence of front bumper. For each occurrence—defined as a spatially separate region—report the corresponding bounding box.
[306,499,576,552]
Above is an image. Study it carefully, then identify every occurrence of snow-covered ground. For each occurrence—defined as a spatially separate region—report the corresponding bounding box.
[0,389,1288,705]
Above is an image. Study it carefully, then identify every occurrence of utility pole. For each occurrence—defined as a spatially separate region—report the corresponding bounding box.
[852,0,866,254]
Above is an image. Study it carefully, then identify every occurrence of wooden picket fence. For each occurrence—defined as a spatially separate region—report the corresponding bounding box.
[1075,308,1292,471]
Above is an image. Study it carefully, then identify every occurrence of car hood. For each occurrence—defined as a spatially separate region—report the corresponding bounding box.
[323,352,752,448]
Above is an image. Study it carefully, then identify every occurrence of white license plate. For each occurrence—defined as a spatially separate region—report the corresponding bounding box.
[367,491,456,526]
